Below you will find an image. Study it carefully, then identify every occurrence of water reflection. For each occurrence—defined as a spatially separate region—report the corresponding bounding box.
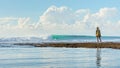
[96,48,101,68]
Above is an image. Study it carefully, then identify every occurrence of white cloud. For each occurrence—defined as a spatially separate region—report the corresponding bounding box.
[40,5,76,24]
[0,6,120,37]
[18,17,30,28]
[37,6,119,36]
[95,8,117,18]
[0,17,18,25]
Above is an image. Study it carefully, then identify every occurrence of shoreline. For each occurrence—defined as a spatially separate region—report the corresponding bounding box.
[13,42,120,49]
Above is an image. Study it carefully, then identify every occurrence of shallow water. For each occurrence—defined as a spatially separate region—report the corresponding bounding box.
[0,47,120,68]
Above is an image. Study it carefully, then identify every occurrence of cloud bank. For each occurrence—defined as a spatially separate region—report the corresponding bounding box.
[0,6,119,37]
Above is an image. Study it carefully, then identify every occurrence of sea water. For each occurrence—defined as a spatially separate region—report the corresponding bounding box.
[50,35,120,42]
[1,35,120,43]
[0,35,120,68]
[0,46,120,68]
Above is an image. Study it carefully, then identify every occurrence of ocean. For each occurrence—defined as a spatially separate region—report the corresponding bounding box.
[0,35,120,43]
[50,35,120,42]
[0,47,120,68]
[0,35,120,68]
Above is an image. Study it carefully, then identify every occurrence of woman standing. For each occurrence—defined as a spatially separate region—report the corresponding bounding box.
[96,27,102,42]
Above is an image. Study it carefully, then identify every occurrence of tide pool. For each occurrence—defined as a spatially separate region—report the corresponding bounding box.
[0,47,120,68]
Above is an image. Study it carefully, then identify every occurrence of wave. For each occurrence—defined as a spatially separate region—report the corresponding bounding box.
[51,35,95,40]
[0,35,120,43]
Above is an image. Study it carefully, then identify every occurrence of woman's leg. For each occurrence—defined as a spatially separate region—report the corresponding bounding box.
[99,37,102,42]
[97,37,99,42]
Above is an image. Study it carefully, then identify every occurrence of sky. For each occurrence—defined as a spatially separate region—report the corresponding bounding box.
[0,0,120,37]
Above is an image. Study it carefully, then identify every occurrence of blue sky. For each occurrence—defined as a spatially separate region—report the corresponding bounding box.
[0,0,120,17]
[0,0,120,37]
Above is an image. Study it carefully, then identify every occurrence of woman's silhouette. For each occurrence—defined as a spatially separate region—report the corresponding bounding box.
[96,27,102,42]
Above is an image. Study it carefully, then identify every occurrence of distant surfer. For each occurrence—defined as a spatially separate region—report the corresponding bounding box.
[96,27,102,42]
